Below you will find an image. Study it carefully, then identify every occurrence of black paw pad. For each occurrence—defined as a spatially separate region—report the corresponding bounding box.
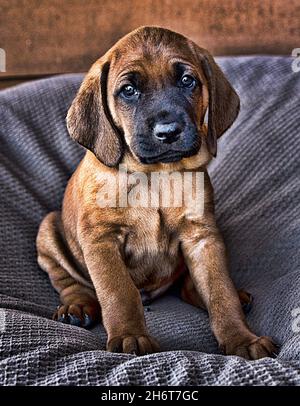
[68,314,82,327]
[58,314,69,324]
[82,313,94,328]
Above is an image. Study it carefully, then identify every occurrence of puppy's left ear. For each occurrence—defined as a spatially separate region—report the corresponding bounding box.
[194,46,240,157]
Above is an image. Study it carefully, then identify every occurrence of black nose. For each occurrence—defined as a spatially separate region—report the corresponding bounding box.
[153,122,182,143]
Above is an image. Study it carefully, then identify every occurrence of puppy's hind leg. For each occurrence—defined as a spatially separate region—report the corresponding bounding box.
[181,273,253,314]
[36,211,100,328]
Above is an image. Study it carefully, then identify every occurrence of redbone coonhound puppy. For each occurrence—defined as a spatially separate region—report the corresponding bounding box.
[37,26,277,359]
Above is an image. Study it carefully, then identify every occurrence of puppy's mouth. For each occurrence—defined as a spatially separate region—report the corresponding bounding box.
[130,126,202,165]
[138,147,200,164]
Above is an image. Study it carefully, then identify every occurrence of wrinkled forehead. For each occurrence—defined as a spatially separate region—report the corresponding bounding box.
[108,31,204,84]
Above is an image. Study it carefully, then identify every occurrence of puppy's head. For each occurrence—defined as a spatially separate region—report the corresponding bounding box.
[67,26,240,167]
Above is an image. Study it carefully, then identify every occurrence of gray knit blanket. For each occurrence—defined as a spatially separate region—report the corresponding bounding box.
[0,56,300,385]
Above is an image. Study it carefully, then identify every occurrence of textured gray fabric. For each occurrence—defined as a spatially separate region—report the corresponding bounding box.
[0,56,299,385]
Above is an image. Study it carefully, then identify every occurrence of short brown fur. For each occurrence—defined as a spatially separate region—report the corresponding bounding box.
[37,27,276,358]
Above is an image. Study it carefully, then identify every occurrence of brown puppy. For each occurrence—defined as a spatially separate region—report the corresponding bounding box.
[37,26,277,358]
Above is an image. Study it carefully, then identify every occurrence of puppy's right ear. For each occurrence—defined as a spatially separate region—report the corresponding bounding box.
[66,60,123,167]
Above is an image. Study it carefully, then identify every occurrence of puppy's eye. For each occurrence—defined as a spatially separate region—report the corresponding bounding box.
[180,75,196,88]
[120,84,139,99]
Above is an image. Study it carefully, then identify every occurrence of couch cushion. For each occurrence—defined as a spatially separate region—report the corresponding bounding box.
[0,56,299,385]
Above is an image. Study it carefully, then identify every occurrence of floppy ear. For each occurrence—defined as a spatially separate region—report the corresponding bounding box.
[66,60,123,167]
[195,49,240,157]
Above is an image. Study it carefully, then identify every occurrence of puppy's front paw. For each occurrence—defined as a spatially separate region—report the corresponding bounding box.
[107,334,160,355]
[224,336,279,360]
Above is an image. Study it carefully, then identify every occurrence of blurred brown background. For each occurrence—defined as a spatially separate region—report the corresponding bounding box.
[0,0,299,89]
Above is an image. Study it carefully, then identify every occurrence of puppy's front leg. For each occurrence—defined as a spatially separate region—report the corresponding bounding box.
[181,219,277,360]
[82,239,159,355]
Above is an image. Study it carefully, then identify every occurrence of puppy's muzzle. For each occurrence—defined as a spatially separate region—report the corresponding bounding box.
[131,107,201,164]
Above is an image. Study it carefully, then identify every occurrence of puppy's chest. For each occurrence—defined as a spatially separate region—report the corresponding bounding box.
[121,209,181,287]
